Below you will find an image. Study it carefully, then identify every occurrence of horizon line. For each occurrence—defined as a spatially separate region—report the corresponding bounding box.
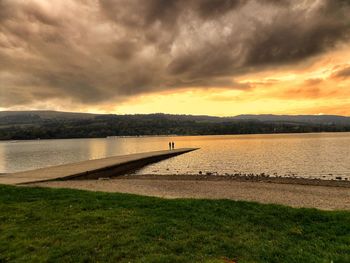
[1,109,350,118]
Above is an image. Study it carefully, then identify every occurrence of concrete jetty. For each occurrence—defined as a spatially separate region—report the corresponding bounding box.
[0,148,198,185]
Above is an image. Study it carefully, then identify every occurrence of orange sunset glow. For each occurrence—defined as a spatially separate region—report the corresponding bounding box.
[1,0,350,116]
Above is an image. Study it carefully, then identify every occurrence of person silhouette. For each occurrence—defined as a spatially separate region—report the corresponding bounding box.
[172,141,175,149]
[169,142,172,150]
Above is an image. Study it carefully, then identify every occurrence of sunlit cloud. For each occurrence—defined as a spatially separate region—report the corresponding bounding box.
[1,0,350,115]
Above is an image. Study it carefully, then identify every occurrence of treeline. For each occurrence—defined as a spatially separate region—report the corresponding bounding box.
[1,114,350,140]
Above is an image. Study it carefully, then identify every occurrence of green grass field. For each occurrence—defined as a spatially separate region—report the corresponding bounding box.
[0,185,349,263]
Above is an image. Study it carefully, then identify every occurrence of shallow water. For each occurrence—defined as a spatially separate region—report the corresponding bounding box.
[1,133,349,180]
[135,133,350,180]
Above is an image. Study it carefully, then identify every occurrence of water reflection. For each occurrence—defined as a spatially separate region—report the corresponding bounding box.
[0,133,350,180]
[135,133,350,180]
[0,137,176,173]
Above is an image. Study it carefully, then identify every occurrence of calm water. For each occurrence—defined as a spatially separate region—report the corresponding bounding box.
[1,133,349,180]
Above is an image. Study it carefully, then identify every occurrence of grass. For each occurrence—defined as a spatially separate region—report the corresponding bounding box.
[0,185,349,263]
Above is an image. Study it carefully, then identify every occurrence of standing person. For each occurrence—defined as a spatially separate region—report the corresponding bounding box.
[172,141,175,149]
[169,142,172,150]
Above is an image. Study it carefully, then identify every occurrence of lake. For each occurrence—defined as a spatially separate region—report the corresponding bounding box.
[1,133,349,180]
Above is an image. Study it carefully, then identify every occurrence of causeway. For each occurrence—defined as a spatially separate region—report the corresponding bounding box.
[0,148,198,185]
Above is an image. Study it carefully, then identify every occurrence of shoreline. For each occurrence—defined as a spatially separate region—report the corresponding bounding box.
[1,131,350,142]
[30,173,350,210]
[120,173,350,188]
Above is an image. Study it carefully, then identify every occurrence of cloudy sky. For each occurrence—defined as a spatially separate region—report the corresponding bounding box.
[1,0,350,116]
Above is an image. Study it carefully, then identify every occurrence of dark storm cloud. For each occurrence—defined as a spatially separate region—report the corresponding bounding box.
[1,0,350,107]
[196,0,244,18]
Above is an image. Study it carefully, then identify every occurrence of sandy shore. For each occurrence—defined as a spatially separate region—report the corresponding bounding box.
[31,174,350,211]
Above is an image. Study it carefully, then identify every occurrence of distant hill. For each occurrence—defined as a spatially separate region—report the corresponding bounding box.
[0,110,97,120]
[231,114,350,126]
[0,111,349,140]
[0,111,98,126]
[1,111,350,125]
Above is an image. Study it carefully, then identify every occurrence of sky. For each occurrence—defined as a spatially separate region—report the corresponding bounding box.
[0,0,350,116]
